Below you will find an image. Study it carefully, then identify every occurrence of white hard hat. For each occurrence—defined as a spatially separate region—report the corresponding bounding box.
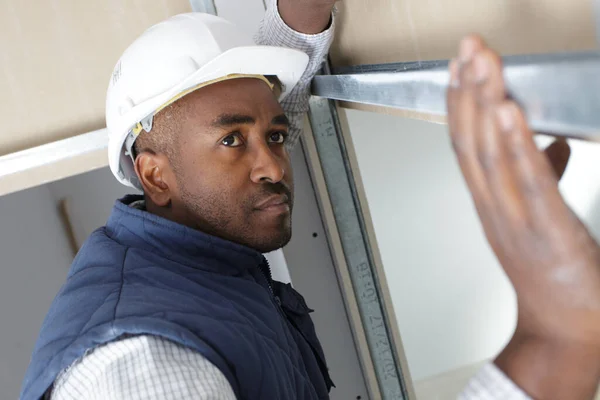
[106,13,310,189]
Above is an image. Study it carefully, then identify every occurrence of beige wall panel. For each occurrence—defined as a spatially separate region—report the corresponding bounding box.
[338,102,448,124]
[331,0,597,119]
[0,0,191,157]
[331,0,596,66]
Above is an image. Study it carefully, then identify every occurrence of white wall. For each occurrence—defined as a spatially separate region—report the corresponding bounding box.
[0,185,73,399]
[48,167,133,248]
[214,0,266,38]
[344,108,600,382]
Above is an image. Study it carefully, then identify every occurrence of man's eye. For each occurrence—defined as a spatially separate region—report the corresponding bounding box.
[268,131,287,144]
[222,134,242,147]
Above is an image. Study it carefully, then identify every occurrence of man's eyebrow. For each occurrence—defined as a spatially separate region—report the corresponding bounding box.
[211,114,256,128]
[271,114,290,127]
[210,113,290,129]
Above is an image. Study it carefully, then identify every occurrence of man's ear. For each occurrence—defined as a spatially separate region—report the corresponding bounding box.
[134,152,176,207]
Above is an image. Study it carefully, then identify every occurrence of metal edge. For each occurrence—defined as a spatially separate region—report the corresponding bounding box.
[189,0,217,14]
[313,51,600,140]
[595,0,600,45]
[301,117,383,400]
[330,50,600,75]
[0,129,108,180]
[308,62,413,398]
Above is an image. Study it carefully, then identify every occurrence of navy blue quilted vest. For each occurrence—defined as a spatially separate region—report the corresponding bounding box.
[21,195,333,399]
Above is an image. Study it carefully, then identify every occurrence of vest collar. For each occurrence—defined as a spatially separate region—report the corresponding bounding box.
[106,195,265,275]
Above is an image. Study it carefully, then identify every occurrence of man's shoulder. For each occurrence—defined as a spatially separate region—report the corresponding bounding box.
[68,226,128,276]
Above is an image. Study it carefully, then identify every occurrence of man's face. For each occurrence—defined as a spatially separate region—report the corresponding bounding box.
[170,78,294,253]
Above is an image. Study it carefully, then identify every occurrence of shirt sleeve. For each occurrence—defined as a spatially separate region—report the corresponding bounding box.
[48,335,236,400]
[458,362,532,400]
[255,0,336,150]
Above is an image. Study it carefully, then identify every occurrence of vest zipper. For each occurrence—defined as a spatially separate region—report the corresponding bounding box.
[260,258,335,389]
[259,258,281,306]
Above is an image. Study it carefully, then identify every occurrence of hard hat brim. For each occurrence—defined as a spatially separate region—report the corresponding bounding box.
[194,45,310,101]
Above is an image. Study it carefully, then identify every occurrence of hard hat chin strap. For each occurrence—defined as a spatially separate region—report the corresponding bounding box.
[140,114,154,133]
[124,113,154,164]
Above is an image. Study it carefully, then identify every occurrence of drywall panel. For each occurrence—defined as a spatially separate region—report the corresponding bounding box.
[330,0,597,120]
[0,0,191,154]
[331,0,596,66]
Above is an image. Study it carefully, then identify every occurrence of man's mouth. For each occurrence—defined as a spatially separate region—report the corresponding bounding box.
[254,194,290,214]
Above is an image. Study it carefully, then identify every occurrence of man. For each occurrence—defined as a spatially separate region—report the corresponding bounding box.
[19,1,600,400]
[22,1,337,399]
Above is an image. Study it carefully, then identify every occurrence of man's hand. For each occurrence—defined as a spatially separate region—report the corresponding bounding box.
[278,0,337,34]
[447,35,600,399]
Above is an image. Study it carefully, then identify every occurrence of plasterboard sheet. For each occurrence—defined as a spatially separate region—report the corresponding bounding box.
[330,0,597,119]
[0,0,192,158]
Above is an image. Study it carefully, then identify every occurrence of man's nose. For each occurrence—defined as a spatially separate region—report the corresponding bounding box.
[249,143,285,184]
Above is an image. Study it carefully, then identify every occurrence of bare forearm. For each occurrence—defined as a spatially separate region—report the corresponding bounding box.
[496,333,600,400]
[277,0,335,34]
